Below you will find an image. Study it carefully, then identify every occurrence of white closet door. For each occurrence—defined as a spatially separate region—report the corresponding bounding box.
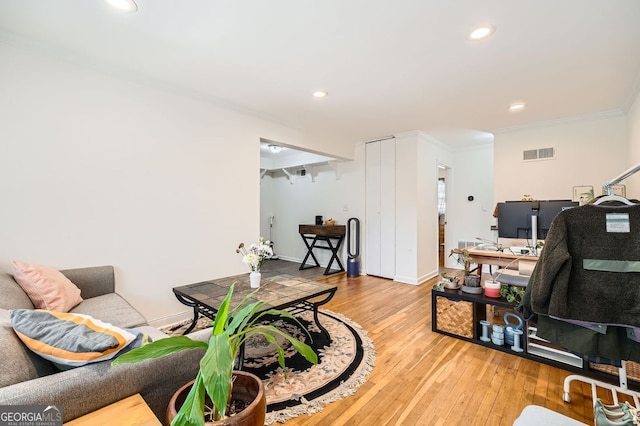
[365,138,396,279]
[379,138,396,278]
[365,142,381,277]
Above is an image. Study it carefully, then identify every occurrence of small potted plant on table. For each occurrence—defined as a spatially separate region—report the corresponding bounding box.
[449,248,482,294]
[435,272,461,291]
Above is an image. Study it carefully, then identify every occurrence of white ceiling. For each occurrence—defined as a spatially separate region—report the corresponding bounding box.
[1,0,639,151]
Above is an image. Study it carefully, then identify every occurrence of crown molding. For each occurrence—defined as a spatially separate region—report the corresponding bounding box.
[491,109,626,134]
[623,72,640,112]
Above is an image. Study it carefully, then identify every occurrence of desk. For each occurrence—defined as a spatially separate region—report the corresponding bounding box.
[65,394,160,426]
[466,247,538,275]
[298,224,346,275]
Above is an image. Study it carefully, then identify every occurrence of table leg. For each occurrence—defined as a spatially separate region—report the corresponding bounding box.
[299,235,322,270]
[310,288,337,343]
[173,293,202,335]
[236,341,246,371]
[182,309,200,335]
[323,236,345,275]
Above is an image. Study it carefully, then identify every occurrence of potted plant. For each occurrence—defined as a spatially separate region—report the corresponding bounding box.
[449,248,481,290]
[112,283,318,426]
[435,272,460,290]
[500,284,526,304]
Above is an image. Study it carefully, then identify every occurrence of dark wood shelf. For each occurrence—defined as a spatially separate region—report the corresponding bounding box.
[431,287,633,384]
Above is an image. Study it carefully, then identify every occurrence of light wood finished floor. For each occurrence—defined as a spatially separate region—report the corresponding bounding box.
[263,260,600,425]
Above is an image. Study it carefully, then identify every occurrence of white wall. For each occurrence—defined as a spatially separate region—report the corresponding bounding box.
[441,143,495,269]
[394,134,420,283]
[627,90,640,193]
[260,151,363,269]
[0,39,346,325]
[493,115,628,203]
[416,133,457,278]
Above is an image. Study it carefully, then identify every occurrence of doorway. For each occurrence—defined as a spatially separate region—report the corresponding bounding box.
[438,165,448,267]
[259,139,343,263]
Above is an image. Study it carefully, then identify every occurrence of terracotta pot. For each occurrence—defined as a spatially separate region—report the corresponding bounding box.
[166,371,266,426]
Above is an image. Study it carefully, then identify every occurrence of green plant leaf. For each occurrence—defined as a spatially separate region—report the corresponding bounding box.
[212,284,234,336]
[226,300,264,340]
[172,372,206,426]
[250,324,318,365]
[200,332,234,419]
[255,308,315,341]
[112,336,207,365]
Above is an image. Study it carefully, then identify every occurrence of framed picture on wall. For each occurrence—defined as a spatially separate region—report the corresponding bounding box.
[609,185,626,197]
[572,185,594,206]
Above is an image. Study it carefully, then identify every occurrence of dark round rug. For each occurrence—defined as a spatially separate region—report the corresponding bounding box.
[163,310,375,424]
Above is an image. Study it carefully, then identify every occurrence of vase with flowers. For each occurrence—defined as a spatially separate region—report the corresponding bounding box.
[237,238,273,288]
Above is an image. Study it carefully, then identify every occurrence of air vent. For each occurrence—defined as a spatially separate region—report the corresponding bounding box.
[457,241,478,249]
[522,147,555,162]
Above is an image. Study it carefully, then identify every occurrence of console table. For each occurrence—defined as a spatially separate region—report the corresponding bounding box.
[298,224,346,275]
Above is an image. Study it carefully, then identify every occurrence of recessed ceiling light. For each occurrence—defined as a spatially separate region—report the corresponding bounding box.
[105,0,138,12]
[312,91,328,98]
[509,102,526,111]
[468,25,495,40]
[268,145,282,154]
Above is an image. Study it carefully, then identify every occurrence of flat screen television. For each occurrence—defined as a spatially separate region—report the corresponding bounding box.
[497,200,579,240]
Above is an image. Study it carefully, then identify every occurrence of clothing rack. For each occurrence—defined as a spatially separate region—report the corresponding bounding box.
[563,163,640,410]
[602,162,640,195]
[563,360,640,407]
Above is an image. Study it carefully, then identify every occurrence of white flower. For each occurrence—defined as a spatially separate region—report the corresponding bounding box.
[242,253,259,267]
[237,237,272,272]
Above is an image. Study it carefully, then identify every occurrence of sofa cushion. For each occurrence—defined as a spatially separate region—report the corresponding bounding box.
[11,261,83,312]
[10,309,142,368]
[0,272,35,310]
[0,309,57,387]
[70,293,147,328]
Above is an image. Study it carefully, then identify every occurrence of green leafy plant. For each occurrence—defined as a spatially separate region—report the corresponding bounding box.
[533,240,545,256]
[449,248,472,275]
[440,272,459,282]
[500,284,525,304]
[435,272,460,290]
[113,283,318,425]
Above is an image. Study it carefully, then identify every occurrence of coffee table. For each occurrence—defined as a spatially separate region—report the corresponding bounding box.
[173,271,338,343]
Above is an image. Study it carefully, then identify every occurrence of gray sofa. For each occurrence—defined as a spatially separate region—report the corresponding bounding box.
[0,265,206,422]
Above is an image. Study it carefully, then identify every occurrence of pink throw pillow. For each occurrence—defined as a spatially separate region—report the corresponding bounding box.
[11,261,83,312]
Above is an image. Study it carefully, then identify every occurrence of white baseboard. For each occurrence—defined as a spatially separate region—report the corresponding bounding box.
[393,274,419,285]
[274,255,302,263]
[273,255,339,270]
[148,310,193,329]
[419,270,439,284]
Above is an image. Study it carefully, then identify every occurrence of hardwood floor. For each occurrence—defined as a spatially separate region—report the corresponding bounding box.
[263,259,597,425]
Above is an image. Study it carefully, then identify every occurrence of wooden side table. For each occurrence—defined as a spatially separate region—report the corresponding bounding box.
[65,394,161,426]
[298,224,346,275]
